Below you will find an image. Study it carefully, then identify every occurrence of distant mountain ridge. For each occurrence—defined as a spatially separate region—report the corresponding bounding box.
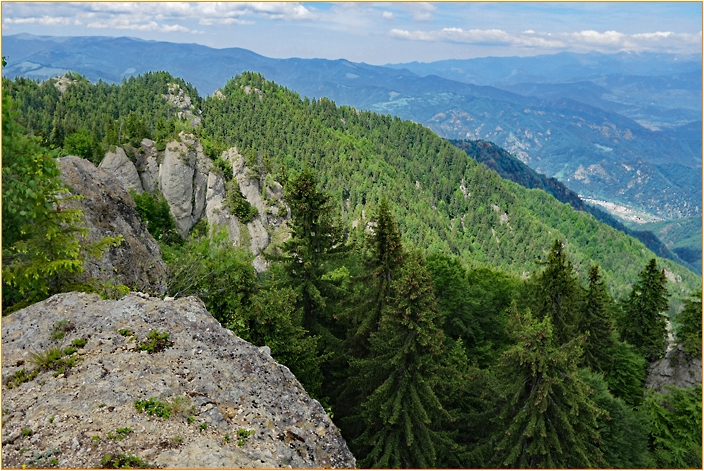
[3,33,701,225]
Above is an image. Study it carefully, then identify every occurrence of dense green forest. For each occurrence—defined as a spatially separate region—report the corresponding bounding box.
[2,71,702,468]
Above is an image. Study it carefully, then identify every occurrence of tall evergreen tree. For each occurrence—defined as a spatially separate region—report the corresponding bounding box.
[349,196,404,352]
[490,306,604,468]
[530,239,584,345]
[579,265,617,372]
[351,251,454,468]
[619,258,669,362]
[277,166,347,331]
[675,290,702,358]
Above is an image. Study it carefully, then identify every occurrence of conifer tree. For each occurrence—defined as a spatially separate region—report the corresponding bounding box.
[530,239,584,345]
[579,265,617,372]
[490,305,604,468]
[352,251,454,468]
[277,166,347,331]
[676,290,702,358]
[349,196,404,351]
[619,258,669,362]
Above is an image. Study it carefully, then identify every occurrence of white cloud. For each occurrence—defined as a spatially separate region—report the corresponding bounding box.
[388,26,703,53]
[4,16,81,26]
[382,11,395,21]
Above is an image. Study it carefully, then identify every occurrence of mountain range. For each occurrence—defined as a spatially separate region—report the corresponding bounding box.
[2,33,701,260]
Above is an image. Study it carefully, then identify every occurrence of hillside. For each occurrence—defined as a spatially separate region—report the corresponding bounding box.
[3,34,701,224]
[3,70,702,470]
[627,216,703,274]
[450,138,699,274]
[2,71,699,301]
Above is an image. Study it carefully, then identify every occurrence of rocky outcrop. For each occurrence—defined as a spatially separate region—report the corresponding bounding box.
[57,156,167,296]
[1,292,355,469]
[645,344,702,393]
[102,135,289,272]
[98,147,143,194]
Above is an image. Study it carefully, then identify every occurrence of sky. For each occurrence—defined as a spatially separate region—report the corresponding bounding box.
[2,2,702,64]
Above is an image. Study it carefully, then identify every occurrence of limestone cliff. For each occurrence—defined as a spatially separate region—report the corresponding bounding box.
[1,292,355,469]
[57,156,167,296]
[103,133,288,272]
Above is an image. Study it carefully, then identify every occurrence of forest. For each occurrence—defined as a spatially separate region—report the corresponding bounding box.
[2,71,702,468]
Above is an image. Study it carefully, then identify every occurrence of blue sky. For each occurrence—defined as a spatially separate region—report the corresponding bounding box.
[2,2,701,64]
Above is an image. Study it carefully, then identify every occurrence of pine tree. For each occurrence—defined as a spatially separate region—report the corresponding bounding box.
[579,265,617,372]
[490,305,604,468]
[619,258,669,362]
[352,251,454,468]
[530,239,584,345]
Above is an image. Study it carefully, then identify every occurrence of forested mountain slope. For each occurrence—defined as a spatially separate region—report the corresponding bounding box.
[450,138,699,274]
[3,71,702,470]
[4,34,701,223]
[2,71,699,300]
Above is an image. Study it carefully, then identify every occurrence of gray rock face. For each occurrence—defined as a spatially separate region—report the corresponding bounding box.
[138,139,160,194]
[160,139,196,236]
[645,344,702,393]
[1,292,355,469]
[98,147,143,194]
[103,136,289,270]
[205,172,242,245]
[57,156,167,296]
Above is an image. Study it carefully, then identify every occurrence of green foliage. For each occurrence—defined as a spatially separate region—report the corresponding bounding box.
[130,190,182,244]
[529,239,584,345]
[236,428,255,446]
[619,258,670,361]
[277,167,348,330]
[426,255,518,367]
[674,290,702,358]
[21,428,32,437]
[63,129,100,163]
[2,94,88,312]
[134,398,171,418]
[490,306,604,468]
[224,179,258,223]
[579,265,618,372]
[118,328,132,336]
[162,228,256,327]
[29,347,76,373]
[244,284,325,399]
[5,367,38,389]
[50,320,75,341]
[136,330,172,353]
[642,385,702,469]
[99,453,152,469]
[351,251,454,468]
[71,338,87,348]
[578,369,652,468]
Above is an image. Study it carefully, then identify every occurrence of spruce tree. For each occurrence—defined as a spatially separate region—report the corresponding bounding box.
[349,196,404,352]
[277,166,347,331]
[352,251,454,468]
[490,306,604,468]
[619,258,669,362]
[530,239,584,345]
[579,265,617,372]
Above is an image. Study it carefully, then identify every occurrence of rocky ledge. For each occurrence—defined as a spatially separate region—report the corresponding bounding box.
[1,292,355,469]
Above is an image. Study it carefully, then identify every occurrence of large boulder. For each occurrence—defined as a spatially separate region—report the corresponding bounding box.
[98,147,143,194]
[1,292,355,469]
[57,156,167,296]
